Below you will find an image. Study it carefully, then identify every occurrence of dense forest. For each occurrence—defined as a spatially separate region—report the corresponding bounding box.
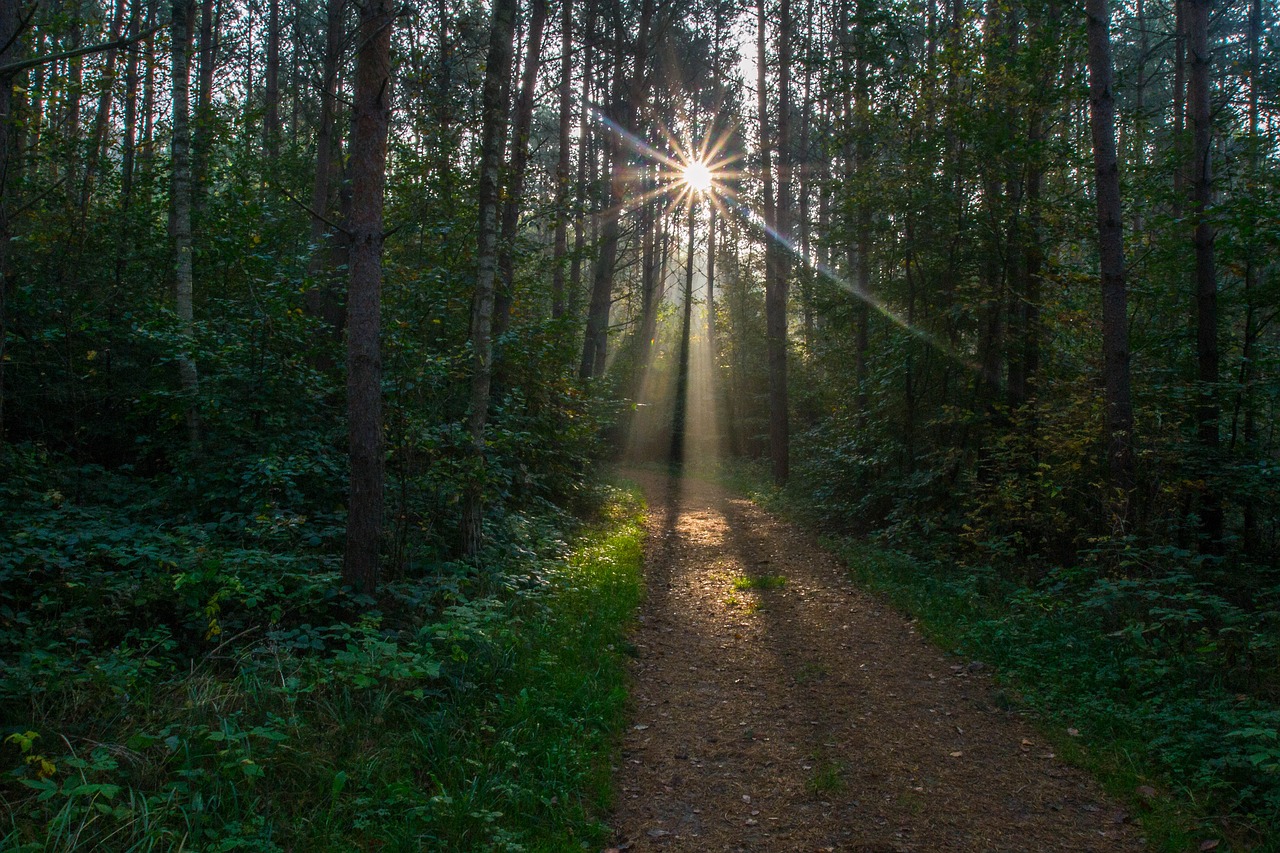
[1,0,1278,848]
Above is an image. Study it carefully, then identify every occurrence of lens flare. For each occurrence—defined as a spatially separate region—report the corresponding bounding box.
[684,160,713,193]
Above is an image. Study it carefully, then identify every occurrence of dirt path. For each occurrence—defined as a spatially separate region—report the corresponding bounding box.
[609,472,1145,852]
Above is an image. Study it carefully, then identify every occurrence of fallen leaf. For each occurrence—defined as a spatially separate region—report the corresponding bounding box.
[1199,842,1220,851]
[949,751,963,757]
[1135,785,1158,800]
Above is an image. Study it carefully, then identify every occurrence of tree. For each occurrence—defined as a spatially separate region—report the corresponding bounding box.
[342,0,396,593]
[463,0,518,556]
[1188,0,1222,548]
[170,0,201,450]
[1085,0,1136,524]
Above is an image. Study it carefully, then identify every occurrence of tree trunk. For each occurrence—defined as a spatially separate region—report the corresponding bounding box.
[170,0,201,450]
[551,0,572,319]
[707,201,718,353]
[671,200,696,466]
[494,0,548,338]
[1188,0,1221,548]
[764,0,793,485]
[192,0,216,211]
[305,0,347,335]
[1172,0,1186,206]
[581,0,653,380]
[569,11,594,322]
[462,0,518,556]
[121,0,143,202]
[82,0,127,209]
[0,0,20,443]
[342,0,396,593]
[264,0,280,157]
[1085,0,1136,522]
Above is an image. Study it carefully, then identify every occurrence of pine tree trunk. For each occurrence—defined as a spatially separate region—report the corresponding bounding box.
[1085,0,1136,522]
[551,0,572,319]
[170,0,201,451]
[581,0,653,380]
[342,0,396,593]
[121,0,143,202]
[264,0,280,157]
[494,0,548,338]
[305,0,347,336]
[765,0,793,485]
[1188,0,1221,548]
[0,0,20,444]
[82,0,126,209]
[462,0,518,556]
[192,0,216,211]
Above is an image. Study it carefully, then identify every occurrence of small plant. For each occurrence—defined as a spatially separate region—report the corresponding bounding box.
[732,574,787,591]
[806,759,846,795]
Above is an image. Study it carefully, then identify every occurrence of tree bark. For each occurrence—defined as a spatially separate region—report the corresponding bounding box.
[1085,0,1136,521]
[121,0,144,202]
[305,0,347,335]
[1188,0,1221,547]
[82,0,126,208]
[462,0,518,556]
[170,0,200,450]
[494,0,548,338]
[581,0,653,380]
[192,0,216,210]
[264,0,280,157]
[763,0,793,485]
[342,0,395,593]
[551,0,572,319]
[0,0,20,444]
[671,199,696,465]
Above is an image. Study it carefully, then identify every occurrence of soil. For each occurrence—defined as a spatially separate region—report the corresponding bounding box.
[608,472,1146,852]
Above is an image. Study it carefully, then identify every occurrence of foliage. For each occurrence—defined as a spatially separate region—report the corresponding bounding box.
[1,450,645,852]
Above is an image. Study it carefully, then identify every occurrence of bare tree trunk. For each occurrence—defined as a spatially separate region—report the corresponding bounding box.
[671,199,696,465]
[763,0,793,484]
[1240,0,1261,555]
[264,0,280,157]
[0,0,20,444]
[551,0,572,319]
[82,0,126,208]
[342,0,395,593]
[1086,0,1136,522]
[192,0,216,211]
[1172,0,1186,206]
[1188,0,1221,548]
[305,0,346,335]
[581,0,653,380]
[494,0,548,338]
[569,12,594,322]
[121,0,143,202]
[140,1,158,184]
[707,201,718,352]
[170,0,201,450]
[462,0,518,556]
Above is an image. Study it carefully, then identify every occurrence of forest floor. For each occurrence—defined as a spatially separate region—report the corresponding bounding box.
[608,471,1148,853]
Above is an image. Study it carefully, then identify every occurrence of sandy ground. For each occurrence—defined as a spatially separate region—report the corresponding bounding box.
[608,472,1146,852]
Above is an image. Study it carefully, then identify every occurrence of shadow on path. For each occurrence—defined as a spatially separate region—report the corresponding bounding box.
[610,470,1144,852]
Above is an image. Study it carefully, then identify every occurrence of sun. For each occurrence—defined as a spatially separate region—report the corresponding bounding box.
[683,159,713,193]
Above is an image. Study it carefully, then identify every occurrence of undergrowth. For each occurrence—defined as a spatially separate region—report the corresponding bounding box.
[1,457,645,852]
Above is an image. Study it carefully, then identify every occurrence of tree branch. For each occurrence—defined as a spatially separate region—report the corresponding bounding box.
[0,23,163,78]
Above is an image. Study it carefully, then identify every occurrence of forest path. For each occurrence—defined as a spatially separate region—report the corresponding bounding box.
[608,471,1145,852]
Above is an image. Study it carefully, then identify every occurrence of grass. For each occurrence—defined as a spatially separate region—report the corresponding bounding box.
[805,759,846,795]
[731,574,787,591]
[1,486,647,852]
